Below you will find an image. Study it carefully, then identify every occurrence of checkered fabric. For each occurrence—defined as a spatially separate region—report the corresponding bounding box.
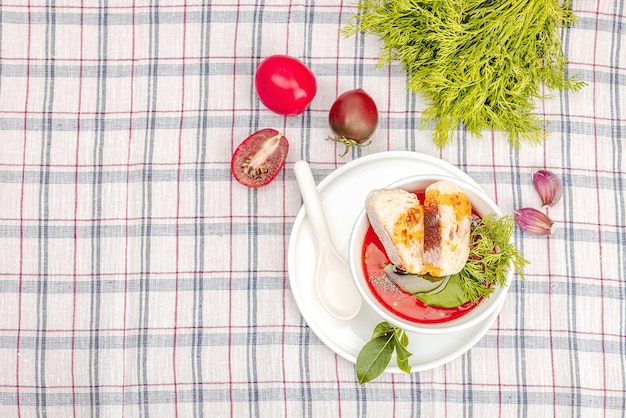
[0,0,624,417]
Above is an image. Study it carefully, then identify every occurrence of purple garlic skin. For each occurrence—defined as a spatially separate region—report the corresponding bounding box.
[533,170,563,208]
[514,208,556,236]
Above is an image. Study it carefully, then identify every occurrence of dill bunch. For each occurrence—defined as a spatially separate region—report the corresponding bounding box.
[344,0,585,147]
[459,214,528,303]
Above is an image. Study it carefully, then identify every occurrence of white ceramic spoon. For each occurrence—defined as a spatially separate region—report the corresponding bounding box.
[293,160,362,320]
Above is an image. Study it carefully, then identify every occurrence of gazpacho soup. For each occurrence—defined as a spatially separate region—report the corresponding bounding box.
[361,189,480,324]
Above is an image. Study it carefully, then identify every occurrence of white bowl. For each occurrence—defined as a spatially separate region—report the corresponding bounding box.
[348,174,512,334]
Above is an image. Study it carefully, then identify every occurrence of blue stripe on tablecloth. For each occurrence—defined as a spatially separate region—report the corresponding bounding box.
[0,222,291,239]
[89,3,108,416]
[299,0,315,165]
[0,7,3,93]
[296,2,316,416]
[0,8,358,26]
[34,4,57,416]
[245,187,260,413]
[0,275,294,293]
[562,4,586,413]
[3,116,625,141]
[506,150,527,417]
[0,8,614,31]
[403,71,419,152]
[190,2,211,414]
[2,168,625,189]
[408,372,420,415]
[137,3,159,417]
[14,5,27,415]
[0,386,623,408]
[1,276,622,303]
[244,2,264,416]
[0,62,615,84]
[0,221,623,248]
[298,318,312,418]
[460,353,469,416]
[121,4,135,413]
[3,331,626,353]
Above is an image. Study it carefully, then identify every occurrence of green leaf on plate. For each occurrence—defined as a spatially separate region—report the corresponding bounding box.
[393,328,412,374]
[356,322,413,384]
[370,321,395,339]
[356,333,395,385]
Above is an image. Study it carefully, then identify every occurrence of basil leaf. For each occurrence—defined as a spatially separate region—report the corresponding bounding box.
[356,333,395,385]
[395,328,408,347]
[416,274,471,308]
[370,321,394,339]
[393,329,412,374]
[395,350,411,374]
[356,322,415,384]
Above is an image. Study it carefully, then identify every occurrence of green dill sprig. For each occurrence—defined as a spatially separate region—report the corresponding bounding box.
[343,0,585,147]
[459,214,528,303]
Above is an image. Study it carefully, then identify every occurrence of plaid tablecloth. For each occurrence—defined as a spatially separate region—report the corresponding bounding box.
[1,1,625,417]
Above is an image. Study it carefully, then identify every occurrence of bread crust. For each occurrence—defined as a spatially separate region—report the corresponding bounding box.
[365,181,472,277]
[422,181,472,276]
[365,189,424,274]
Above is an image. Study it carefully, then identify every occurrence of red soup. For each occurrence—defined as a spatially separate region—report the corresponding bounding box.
[360,190,479,324]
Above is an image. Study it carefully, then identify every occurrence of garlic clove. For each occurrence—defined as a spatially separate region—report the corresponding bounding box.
[514,208,556,236]
[533,169,563,208]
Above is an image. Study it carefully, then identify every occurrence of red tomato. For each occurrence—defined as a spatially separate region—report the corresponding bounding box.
[255,55,317,116]
[231,128,289,188]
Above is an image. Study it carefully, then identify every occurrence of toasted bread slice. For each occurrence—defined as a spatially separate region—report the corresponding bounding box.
[365,188,424,274]
[422,181,472,276]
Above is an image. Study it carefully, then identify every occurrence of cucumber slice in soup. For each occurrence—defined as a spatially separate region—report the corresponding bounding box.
[416,273,471,308]
[383,264,446,294]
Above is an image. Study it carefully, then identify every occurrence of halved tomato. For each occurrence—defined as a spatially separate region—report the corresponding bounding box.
[231,128,289,188]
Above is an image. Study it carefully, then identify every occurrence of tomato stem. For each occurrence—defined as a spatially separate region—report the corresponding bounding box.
[326,136,372,157]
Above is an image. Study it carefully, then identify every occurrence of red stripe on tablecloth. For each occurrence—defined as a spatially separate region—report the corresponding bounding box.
[280,164,288,418]
[282,3,293,415]
[536,75,558,417]
[229,2,242,416]
[172,2,189,415]
[592,2,608,416]
[542,79,559,418]
[71,2,85,416]
[489,132,504,416]
[16,4,33,418]
[548,209,557,416]
[6,322,618,337]
[386,63,392,154]
[122,2,138,415]
[332,4,343,412]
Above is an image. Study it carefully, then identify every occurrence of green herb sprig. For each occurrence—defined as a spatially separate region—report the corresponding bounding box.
[356,322,412,384]
[458,214,528,302]
[344,0,585,147]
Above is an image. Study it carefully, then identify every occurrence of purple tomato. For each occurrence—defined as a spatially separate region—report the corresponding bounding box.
[231,128,289,188]
[327,89,379,156]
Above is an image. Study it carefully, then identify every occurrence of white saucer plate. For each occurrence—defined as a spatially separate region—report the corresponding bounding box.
[287,151,504,373]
